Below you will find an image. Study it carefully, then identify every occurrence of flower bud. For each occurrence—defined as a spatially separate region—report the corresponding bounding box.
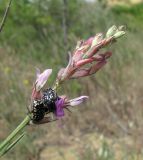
[106,25,117,38]
[91,33,103,48]
[113,31,125,39]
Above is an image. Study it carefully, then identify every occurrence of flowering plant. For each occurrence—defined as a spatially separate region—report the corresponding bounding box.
[0,25,125,156]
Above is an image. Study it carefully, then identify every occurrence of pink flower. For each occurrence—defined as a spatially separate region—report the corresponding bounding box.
[68,96,89,106]
[35,68,52,91]
[56,35,109,82]
[31,68,52,100]
[71,52,112,78]
[57,26,125,83]
[55,96,88,118]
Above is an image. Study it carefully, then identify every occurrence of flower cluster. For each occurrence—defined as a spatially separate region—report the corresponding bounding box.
[57,25,125,83]
[29,69,88,124]
[28,25,125,124]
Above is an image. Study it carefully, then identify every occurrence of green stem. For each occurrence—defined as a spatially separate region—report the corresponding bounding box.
[0,132,26,157]
[0,115,30,152]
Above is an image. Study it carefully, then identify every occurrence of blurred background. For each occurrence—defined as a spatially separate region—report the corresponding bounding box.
[0,0,143,159]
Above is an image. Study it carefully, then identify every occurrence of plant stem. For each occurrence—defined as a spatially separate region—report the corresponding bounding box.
[0,115,30,152]
[0,132,26,157]
[0,0,13,33]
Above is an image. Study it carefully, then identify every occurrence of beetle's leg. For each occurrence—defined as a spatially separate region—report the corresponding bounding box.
[32,116,57,125]
[65,107,72,113]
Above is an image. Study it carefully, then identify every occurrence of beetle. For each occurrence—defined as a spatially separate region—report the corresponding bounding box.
[42,88,58,113]
[30,88,58,124]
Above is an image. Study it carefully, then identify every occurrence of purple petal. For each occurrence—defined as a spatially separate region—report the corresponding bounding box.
[35,69,52,91]
[69,96,88,106]
[55,98,65,117]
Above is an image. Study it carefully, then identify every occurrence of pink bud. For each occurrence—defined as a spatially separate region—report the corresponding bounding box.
[83,37,94,45]
[75,57,95,67]
[35,69,52,91]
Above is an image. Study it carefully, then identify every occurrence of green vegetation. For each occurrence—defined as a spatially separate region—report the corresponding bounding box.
[0,0,143,159]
